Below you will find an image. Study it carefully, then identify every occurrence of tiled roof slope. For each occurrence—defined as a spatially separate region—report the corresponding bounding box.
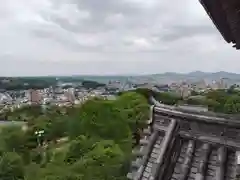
[199,0,240,49]
[128,105,240,180]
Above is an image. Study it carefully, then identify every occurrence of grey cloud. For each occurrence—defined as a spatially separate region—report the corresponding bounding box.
[36,0,217,46]
[160,24,217,42]
[42,0,162,33]
[30,0,232,54]
[71,0,146,16]
[31,29,53,38]
[32,28,104,52]
[0,0,238,76]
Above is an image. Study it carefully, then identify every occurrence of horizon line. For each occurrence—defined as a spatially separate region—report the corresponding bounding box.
[0,71,239,78]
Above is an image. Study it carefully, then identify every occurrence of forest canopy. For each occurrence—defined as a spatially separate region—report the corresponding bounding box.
[0,92,149,180]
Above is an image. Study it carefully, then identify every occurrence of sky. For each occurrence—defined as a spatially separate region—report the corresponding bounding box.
[0,0,239,76]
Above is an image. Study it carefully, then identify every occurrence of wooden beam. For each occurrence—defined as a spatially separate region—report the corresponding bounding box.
[179,131,240,149]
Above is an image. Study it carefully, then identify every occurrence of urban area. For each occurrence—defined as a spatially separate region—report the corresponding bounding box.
[0,75,234,112]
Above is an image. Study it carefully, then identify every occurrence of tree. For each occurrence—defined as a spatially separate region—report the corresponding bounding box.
[70,99,131,143]
[116,92,149,131]
[82,80,106,89]
[224,95,240,114]
[70,140,125,180]
[24,163,41,180]
[191,90,199,96]
[65,136,95,164]
[0,152,24,180]
[154,92,182,105]
[0,89,150,180]
[0,126,28,154]
[227,84,236,94]
[204,90,229,112]
[37,163,81,180]
[206,99,221,112]
[45,116,68,143]
[133,88,153,100]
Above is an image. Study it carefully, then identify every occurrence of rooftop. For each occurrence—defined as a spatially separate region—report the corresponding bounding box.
[128,105,240,180]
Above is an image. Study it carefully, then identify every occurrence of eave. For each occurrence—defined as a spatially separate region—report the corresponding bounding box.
[199,0,240,49]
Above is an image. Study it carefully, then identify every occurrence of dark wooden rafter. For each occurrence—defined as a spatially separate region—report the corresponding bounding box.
[199,0,240,49]
[199,0,234,43]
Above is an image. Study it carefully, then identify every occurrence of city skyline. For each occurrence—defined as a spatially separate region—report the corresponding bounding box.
[0,0,239,76]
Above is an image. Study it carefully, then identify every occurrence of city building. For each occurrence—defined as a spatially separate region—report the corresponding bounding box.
[64,88,76,103]
[219,78,228,89]
[178,85,191,98]
[191,80,207,91]
[28,89,41,104]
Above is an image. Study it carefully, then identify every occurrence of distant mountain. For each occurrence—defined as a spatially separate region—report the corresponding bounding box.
[28,71,240,84]
[158,71,239,77]
[189,71,240,80]
[146,71,240,84]
[187,71,240,79]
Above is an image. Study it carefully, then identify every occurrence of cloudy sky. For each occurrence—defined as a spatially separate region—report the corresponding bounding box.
[0,0,239,76]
